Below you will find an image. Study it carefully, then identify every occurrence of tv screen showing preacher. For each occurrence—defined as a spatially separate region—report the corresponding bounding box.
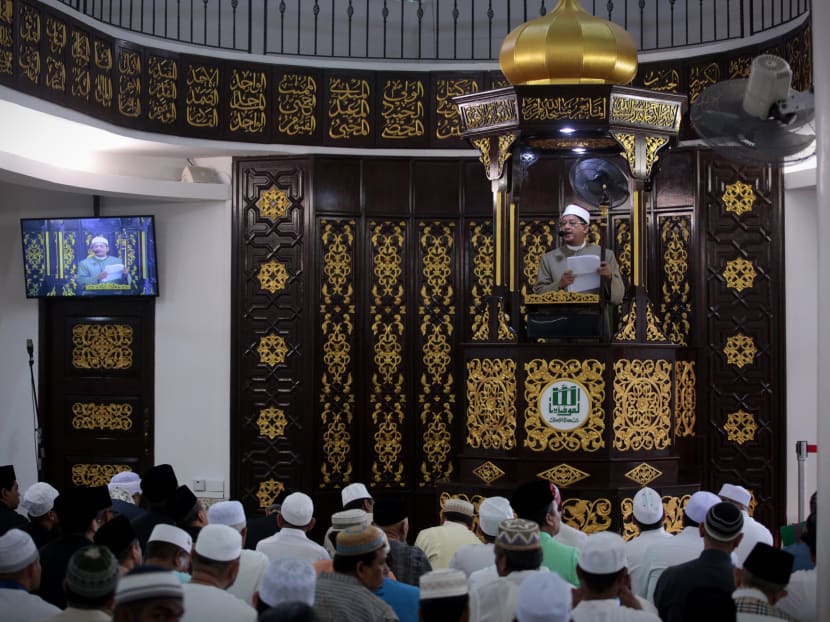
[20,216,159,298]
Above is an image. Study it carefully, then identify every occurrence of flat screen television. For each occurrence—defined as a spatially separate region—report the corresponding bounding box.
[20,216,159,298]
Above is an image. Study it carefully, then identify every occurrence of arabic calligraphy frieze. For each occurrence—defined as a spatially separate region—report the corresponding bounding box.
[117,46,141,118]
[148,54,177,124]
[45,15,66,92]
[230,67,266,134]
[328,75,371,141]
[521,96,606,121]
[18,2,40,84]
[641,67,680,93]
[0,0,12,76]
[69,28,90,100]
[609,94,681,131]
[185,61,220,129]
[276,72,318,138]
[381,77,425,140]
[93,38,113,109]
[434,76,480,141]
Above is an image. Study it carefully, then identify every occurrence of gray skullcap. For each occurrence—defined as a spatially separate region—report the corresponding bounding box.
[258,558,317,607]
[66,545,119,598]
[115,565,183,606]
[194,524,242,562]
[442,498,474,517]
[207,500,246,530]
[331,508,369,530]
[0,529,39,573]
[515,570,572,622]
[632,487,664,524]
[478,497,514,537]
[684,491,721,524]
[419,568,469,600]
[21,482,60,516]
[578,531,627,574]
[496,518,541,551]
[109,487,135,504]
[704,502,744,542]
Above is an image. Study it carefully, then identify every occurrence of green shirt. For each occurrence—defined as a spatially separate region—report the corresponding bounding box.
[539,530,581,587]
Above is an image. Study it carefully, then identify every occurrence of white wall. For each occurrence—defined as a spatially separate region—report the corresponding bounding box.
[783,186,819,523]
[0,181,232,499]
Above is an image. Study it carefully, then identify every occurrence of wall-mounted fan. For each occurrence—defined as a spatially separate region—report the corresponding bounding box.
[690,55,815,164]
[569,158,630,207]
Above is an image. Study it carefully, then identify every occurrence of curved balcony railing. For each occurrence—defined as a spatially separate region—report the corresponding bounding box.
[57,0,810,59]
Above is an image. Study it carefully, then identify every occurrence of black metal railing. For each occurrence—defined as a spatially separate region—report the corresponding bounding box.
[58,0,810,59]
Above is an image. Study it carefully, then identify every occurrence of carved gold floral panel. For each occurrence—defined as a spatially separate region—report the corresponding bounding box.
[472,461,505,485]
[722,180,756,216]
[624,463,663,486]
[71,402,133,431]
[468,220,494,338]
[257,186,290,220]
[613,359,672,451]
[659,215,691,346]
[71,463,130,486]
[561,497,612,534]
[537,464,590,488]
[723,257,757,292]
[256,479,285,508]
[257,333,288,367]
[524,358,605,452]
[319,219,356,486]
[71,324,134,369]
[257,260,289,294]
[257,406,288,440]
[724,410,758,445]
[466,358,517,450]
[675,361,696,437]
[723,333,757,368]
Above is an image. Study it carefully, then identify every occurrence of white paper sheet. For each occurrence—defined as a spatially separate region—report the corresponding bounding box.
[566,255,601,293]
[101,263,125,282]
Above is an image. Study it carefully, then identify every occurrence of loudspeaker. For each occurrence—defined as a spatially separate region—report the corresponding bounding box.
[181,165,222,183]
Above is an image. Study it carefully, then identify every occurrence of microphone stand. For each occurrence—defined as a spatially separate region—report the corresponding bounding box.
[27,339,44,479]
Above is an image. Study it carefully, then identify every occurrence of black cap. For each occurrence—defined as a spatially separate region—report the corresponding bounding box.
[703,502,744,541]
[372,495,408,527]
[141,464,178,504]
[55,487,100,533]
[94,514,137,558]
[90,485,114,512]
[510,481,555,519]
[743,542,794,586]
[166,485,198,522]
[0,465,16,490]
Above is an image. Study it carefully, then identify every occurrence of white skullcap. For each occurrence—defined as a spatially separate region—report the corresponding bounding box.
[207,500,246,530]
[684,491,721,524]
[331,508,369,530]
[718,483,752,508]
[91,236,109,247]
[578,531,627,574]
[515,571,572,622]
[341,483,371,507]
[115,568,183,605]
[21,482,59,516]
[478,497,514,537]
[258,558,317,607]
[281,492,314,526]
[562,204,591,224]
[419,568,469,600]
[632,487,664,524]
[0,529,38,572]
[195,524,242,562]
[148,524,192,553]
[109,471,141,497]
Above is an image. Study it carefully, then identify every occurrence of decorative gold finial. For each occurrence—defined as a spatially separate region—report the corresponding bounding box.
[499,0,638,85]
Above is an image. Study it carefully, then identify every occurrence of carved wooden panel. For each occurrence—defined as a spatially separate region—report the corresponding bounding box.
[42,298,154,489]
[698,151,785,529]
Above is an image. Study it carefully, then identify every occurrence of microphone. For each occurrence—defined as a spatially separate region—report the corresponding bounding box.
[26,338,34,365]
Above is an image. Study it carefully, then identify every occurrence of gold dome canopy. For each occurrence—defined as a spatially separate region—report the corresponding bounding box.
[499,0,638,86]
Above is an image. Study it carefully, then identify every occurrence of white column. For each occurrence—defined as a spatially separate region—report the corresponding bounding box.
[812,4,829,621]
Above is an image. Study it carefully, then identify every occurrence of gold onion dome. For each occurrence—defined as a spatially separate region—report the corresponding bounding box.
[499,0,638,85]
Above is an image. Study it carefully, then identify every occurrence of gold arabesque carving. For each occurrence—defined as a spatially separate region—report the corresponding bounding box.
[561,497,612,534]
[257,333,288,367]
[722,180,756,216]
[624,463,663,486]
[256,479,285,509]
[724,410,758,445]
[615,219,633,285]
[257,186,291,220]
[675,361,696,437]
[723,257,757,292]
[466,358,517,450]
[646,304,668,342]
[524,291,600,305]
[723,333,757,368]
[71,402,133,431]
[613,359,672,451]
[616,300,638,341]
[319,220,356,485]
[537,464,590,488]
[469,220,494,336]
[659,215,691,346]
[72,324,133,369]
[72,463,130,486]
[524,358,605,452]
[472,461,506,485]
[257,406,288,440]
[257,260,290,294]
[461,95,518,130]
[609,95,682,132]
